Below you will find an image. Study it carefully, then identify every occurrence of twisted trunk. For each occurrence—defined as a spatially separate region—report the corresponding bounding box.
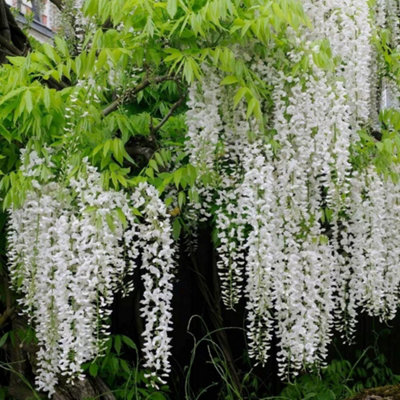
[0,6,114,397]
[0,0,29,62]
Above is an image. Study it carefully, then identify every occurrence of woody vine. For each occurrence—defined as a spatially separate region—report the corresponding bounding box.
[1,0,400,397]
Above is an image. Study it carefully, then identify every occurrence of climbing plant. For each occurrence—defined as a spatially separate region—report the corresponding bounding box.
[1,0,400,397]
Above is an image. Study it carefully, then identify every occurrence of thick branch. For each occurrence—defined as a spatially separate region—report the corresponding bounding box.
[0,33,68,90]
[0,306,14,328]
[102,75,178,117]
[49,0,63,11]
[0,47,14,57]
[3,2,29,55]
[0,0,11,41]
[45,76,68,90]
[0,31,22,56]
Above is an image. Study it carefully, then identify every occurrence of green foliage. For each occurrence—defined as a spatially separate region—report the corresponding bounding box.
[2,0,400,397]
[277,343,400,400]
[350,9,400,182]
[0,0,336,244]
[83,335,170,400]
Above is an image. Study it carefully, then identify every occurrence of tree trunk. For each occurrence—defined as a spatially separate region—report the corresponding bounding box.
[346,385,400,400]
[0,12,114,394]
[0,0,29,62]
[4,314,116,400]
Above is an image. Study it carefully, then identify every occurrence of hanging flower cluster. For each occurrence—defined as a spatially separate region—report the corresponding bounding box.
[131,183,175,384]
[336,168,400,323]
[59,0,91,54]
[7,0,400,392]
[185,66,223,221]
[8,151,175,395]
[185,0,400,378]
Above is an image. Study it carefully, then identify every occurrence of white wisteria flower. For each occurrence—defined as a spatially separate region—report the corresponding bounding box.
[8,153,175,395]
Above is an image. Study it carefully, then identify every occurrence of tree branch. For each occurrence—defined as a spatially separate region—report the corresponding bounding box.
[0,0,11,41]
[150,93,186,135]
[102,75,178,117]
[0,32,67,90]
[45,76,68,90]
[0,31,22,56]
[49,0,63,11]
[3,2,29,55]
[0,274,14,328]
[0,46,14,57]
[0,306,14,328]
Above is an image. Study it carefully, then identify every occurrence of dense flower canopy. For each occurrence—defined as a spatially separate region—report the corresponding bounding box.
[8,151,175,394]
[185,0,400,378]
[3,0,400,396]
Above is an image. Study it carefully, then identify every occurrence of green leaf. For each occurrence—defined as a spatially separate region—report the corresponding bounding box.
[0,332,8,348]
[246,97,257,118]
[122,335,137,350]
[183,58,193,83]
[220,75,238,85]
[93,143,103,156]
[111,356,119,374]
[117,174,128,187]
[167,0,177,18]
[116,207,127,228]
[43,87,51,110]
[0,87,25,107]
[164,48,183,63]
[132,207,142,217]
[24,90,33,113]
[172,218,181,240]
[42,43,60,63]
[155,152,165,167]
[55,36,69,57]
[149,159,159,172]
[103,140,111,157]
[106,213,115,232]
[146,167,154,178]
[233,87,248,107]
[89,362,98,377]
[114,335,122,355]
[149,393,167,400]
[178,191,185,208]
[127,388,136,400]
[120,359,131,374]
[112,139,124,164]
[174,168,182,188]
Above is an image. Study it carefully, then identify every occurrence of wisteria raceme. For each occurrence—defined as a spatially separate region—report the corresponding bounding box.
[380,175,400,318]
[387,0,400,47]
[185,72,250,309]
[60,0,90,54]
[185,66,223,220]
[8,153,175,395]
[182,0,400,381]
[347,169,400,320]
[132,183,175,384]
[8,0,400,393]
[310,0,372,127]
[331,182,363,342]
[238,143,277,365]
[8,183,68,394]
[214,96,254,310]
[270,63,340,375]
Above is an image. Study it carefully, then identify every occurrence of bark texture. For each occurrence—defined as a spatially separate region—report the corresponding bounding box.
[0,0,29,62]
[347,385,400,400]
